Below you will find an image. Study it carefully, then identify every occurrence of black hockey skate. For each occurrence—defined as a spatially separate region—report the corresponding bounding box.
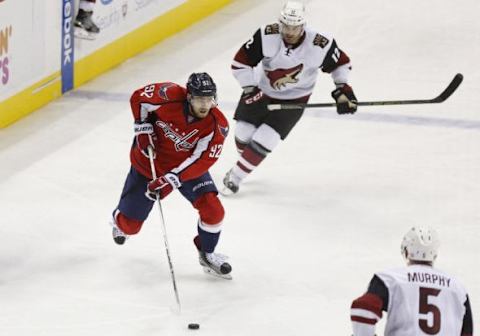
[110,210,129,245]
[221,169,239,195]
[74,9,100,40]
[194,236,232,280]
[112,226,128,245]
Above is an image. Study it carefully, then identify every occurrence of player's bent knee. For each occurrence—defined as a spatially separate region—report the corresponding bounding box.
[193,192,225,226]
[252,124,281,151]
[235,121,257,144]
[116,211,144,235]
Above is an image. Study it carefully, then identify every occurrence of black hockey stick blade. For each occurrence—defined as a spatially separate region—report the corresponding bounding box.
[267,73,463,111]
[429,73,463,103]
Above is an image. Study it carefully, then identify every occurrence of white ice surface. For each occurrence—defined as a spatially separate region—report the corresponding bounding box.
[1,0,479,335]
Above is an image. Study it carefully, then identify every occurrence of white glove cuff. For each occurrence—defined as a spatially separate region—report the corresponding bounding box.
[232,64,257,88]
[164,173,182,189]
[134,122,153,135]
[331,62,351,86]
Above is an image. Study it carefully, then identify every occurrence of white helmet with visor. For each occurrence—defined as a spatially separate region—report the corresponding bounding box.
[279,1,306,27]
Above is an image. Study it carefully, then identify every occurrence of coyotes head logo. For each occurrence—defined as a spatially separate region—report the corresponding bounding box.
[265,64,303,90]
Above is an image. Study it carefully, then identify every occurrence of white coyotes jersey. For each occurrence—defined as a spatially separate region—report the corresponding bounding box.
[258,26,332,99]
[233,25,338,100]
[376,264,468,336]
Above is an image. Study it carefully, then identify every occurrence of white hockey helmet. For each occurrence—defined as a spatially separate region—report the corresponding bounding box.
[401,227,440,263]
[279,1,306,26]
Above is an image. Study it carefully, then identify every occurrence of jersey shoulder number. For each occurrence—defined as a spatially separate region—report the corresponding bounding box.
[138,82,181,101]
[313,33,330,48]
[264,23,280,35]
[139,84,157,99]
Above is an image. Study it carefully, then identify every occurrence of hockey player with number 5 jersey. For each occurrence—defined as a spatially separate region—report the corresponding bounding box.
[351,227,473,336]
[222,1,358,195]
[110,73,232,279]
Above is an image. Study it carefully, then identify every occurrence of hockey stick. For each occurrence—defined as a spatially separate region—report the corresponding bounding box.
[267,73,463,111]
[147,145,181,313]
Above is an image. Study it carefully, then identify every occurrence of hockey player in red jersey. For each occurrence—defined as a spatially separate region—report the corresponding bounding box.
[351,227,473,336]
[111,73,232,279]
[222,1,357,195]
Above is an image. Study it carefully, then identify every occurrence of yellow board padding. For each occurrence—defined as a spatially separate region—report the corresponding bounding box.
[0,0,231,128]
[0,73,62,127]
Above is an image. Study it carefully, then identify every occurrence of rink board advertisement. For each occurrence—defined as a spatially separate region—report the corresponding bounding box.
[75,0,188,57]
[0,1,58,111]
[73,0,232,88]
[0,0,36,99]
[0,0,231,127]
[73,0,188,87]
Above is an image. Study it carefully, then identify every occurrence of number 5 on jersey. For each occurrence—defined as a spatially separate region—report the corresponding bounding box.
[209,144,223,158]
[419,287,441,334]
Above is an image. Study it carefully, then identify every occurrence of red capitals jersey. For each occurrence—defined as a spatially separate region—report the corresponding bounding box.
[129,82,229,182]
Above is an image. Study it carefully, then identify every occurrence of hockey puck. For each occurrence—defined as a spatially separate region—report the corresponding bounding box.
[188,323,200,330]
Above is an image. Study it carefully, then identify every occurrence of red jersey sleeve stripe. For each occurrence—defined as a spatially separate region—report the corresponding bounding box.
[351,293,383,318]
[351,316,378,325]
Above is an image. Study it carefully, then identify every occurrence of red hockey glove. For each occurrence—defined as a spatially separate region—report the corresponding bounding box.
[241,86,264,105]
[134,122,155,158]
[331,84,358,114]
[145,173,181,201]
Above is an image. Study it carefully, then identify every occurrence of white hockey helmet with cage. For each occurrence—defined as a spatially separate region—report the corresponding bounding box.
[279,1,306,26]
[401,227,440,263]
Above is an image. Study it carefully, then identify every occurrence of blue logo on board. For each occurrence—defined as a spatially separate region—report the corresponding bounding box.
[61,0,74,93]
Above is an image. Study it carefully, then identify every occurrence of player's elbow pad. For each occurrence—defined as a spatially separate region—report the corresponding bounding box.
[351,320,377,336]
[350,293,383,336]
[231,64,256,88]
[331,62,352,86]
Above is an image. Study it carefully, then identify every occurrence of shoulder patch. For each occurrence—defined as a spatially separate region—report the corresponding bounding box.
[313,33,329,48]
[157,83,178,100]
[218,124,229,138]
[264,23,280,35]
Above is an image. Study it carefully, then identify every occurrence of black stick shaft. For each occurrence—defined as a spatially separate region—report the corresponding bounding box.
[267,73,463,111]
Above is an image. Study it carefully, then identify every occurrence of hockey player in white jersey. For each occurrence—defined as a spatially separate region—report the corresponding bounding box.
[222,0,357,194]
[351,227,473,336]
